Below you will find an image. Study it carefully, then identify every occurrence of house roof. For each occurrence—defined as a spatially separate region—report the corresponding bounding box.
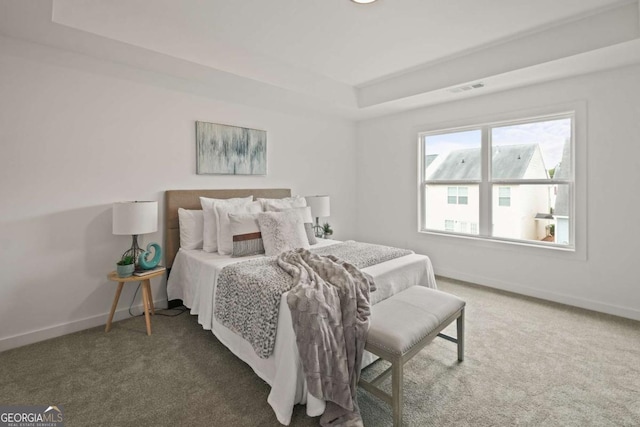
[552,139,571,181]
[425,154,438,170]
[427,144,540,180]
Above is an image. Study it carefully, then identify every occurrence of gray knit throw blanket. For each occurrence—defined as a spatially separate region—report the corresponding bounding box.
[214,241,413,358]
[278,249,375,427]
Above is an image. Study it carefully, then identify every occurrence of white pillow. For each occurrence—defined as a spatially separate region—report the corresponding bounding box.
[229,212,264,257]
[217,201,262,255]
[257,210,310,257]
[275,206,317,245]
[259,196,307,212]
[200,196,253,253]
[178,208,204,250]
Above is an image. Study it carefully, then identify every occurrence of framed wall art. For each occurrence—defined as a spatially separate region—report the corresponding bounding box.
[195,121,267,175]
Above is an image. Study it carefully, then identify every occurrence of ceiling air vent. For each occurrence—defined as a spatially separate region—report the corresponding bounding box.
[449,82,485,93]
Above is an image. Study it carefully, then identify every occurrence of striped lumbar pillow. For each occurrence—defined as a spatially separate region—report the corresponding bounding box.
[228,212,265,257]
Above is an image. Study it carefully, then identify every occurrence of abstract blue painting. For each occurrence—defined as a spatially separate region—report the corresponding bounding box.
[196,121,267,175]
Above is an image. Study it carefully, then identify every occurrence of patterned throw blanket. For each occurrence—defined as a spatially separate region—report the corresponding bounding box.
[214,241,413,358]
[279,249,374,427]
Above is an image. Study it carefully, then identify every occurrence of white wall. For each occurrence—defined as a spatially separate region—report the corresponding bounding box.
[356,64,640,320]
[0,39,357,351]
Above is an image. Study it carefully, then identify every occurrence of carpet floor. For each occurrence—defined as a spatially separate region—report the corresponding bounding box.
[1,278,638,426]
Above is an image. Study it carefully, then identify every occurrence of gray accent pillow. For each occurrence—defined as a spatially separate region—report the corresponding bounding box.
[303,223,318,245]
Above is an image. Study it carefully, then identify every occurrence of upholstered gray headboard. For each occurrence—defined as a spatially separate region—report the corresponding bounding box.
[164,188,291,268]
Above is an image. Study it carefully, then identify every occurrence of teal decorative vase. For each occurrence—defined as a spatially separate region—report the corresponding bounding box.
[138,243,162,269]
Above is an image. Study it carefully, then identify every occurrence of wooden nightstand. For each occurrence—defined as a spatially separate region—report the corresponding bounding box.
[106,269,165,336]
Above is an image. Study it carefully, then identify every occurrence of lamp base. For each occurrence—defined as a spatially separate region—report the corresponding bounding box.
[313,217,325,238]
[121,235,144,267]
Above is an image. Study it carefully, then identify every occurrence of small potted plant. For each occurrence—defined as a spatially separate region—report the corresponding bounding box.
[116,255,135,278]
[322,222,333,239]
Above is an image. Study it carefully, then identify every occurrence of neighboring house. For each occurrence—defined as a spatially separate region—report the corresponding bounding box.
[552,139,572,245]
[425,144,551,241]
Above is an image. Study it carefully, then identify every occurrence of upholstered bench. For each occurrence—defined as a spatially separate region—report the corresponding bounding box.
[359,286,466,426]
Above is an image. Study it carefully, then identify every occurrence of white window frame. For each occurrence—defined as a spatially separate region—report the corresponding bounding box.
[417,106,585,257]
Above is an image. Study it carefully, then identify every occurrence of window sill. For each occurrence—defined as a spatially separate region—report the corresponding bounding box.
[418,229,585,260]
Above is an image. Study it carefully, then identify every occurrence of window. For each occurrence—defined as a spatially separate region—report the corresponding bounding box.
[447,187,456,204]
[420,113,574,248]
[458,187,468,205]
[498,187,511,207]
[447,186,468,205]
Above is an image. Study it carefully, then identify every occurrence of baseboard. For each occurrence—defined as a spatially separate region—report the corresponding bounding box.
[0,298,168,353]
[436,268,640,321]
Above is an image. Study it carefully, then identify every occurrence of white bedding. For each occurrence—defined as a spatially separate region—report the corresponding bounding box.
[167,239,437,425]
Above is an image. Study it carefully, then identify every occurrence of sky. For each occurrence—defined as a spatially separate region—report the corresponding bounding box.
[425,118,571,170]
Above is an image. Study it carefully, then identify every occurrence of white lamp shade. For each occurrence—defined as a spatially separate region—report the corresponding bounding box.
[112,201,158,235]
[305,195,330,218]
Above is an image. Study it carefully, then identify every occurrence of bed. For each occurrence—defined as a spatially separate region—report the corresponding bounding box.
[164,189,437,425]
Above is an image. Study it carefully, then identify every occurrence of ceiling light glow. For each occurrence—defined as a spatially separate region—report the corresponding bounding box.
[351,0,377,4]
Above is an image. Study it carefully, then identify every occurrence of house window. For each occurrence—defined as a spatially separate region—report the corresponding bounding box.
[447,186,468,205]
[498,187,511,207]
[420,113,574,248]
[458,187,468,205]
[447,187,456,204]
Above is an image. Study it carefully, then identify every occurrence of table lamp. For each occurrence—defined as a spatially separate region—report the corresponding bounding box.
[305,195,330,238]
[113,201,158,267]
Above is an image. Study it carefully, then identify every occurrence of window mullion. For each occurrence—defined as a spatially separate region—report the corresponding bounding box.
[479,126,491,236]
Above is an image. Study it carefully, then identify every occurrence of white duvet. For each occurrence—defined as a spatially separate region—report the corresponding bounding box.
[166,239,437,425]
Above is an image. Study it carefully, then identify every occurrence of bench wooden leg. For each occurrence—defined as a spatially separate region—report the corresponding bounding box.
[392,359,403,426]
[457,308,465,362]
